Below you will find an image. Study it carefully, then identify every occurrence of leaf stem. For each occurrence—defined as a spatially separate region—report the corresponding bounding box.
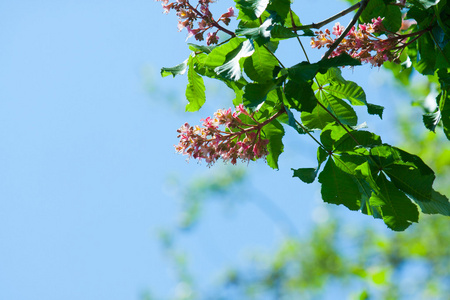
[295,120,327,150]
[186,1,236,37]
[288,1,362,31]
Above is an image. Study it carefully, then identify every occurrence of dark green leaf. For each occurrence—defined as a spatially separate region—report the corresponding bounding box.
[262,119,285,169]
[243,78,283,108]
[370,173,419,231]
[416,190,450,215]
[422,109,441,132]
[267,0,291,20]
[292,167,318,184]
[367,103,385,119]
[280,107,307,134]
[287,61,320,82]
[370,145,435,203]
[412,0,441,9]
[317,53,362,71]
[382,5,402,32]
[284,80,317,113]
[318,157,361,211]
[360,0,385,24]
[415,32,437,75]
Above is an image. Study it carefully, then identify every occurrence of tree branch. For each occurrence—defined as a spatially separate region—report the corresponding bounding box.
[288,1,362,31]
[322,0,370,60]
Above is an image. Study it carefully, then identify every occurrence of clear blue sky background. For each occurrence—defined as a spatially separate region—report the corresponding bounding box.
[0,1,408,299]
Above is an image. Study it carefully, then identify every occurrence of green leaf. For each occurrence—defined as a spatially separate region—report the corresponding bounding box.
[382,5,402,32]
[324,80,367,106]
[315,67,346,85]
[360,0,385,24]
[317,69,384,118]
[262,119,285,169]
[243,44,280,82]
[243,78,283,108]
[422,109,441,132]
[211,39,255,81]
[301,92,358,130]
[185,56,205,112]
[161,59,188,77]
[370,173,419,231]
[287,61,320,82]
[267,0,291,21]
[437,70,450,139]
[367,103,384,119]
[416,190,450,215]
[369,145,435,203]
[292,167,318,184]
[317,53,362,71]
[188,43,215,54]
[235,0,270,21]
[412,0,441,9]
[318,157,361,211]
[415,32,437,75]
[280,107,307,134]
[284,80,317,113]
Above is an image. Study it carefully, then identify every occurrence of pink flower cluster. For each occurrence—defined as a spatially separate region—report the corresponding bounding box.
[156,0,235,45]
[175,105,270,166]
[311,17,409,67]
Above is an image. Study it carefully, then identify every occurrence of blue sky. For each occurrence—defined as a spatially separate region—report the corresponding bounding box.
[0,1,410,299]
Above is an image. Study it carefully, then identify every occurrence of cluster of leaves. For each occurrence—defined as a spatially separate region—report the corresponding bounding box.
[161,0,450,231]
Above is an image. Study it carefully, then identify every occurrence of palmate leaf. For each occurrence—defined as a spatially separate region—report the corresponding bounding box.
[316,68,384,119]
[370,145,435,203]
[368,145,450,217]
[301,92,358,130]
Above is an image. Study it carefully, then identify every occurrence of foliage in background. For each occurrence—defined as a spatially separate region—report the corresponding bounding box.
[159,0,450,231]
[148,120,450,299]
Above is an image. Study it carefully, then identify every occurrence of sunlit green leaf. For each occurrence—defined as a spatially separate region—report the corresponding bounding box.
[185,56,205,112]
[301,92,358,130]
[161,59,188,77]
[235,0,270,21]
[243,44,279,82]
